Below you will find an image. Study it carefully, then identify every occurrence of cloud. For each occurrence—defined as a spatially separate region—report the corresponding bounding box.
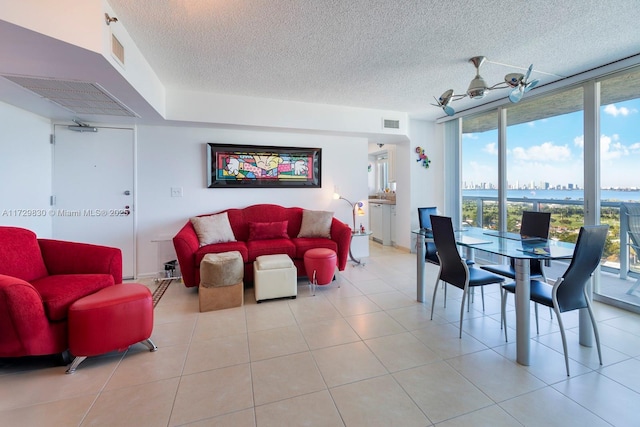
[465,160,496,183]
[483,142,498,155]
[462,133,479,140]
[511,142,571,162]
[603,104,637,117]
[629,142,640,152]
[574,135,583,148]
[600,134,628,160]
[576,134,629,160]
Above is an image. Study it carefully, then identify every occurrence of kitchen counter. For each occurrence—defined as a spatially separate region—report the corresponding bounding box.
[368,198,395,205]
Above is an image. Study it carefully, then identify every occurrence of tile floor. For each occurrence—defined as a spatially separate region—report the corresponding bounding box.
[2,242,640,426]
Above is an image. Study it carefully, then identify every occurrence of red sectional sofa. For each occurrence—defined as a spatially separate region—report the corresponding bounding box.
[0,226,122,358]
[173,204,352,287]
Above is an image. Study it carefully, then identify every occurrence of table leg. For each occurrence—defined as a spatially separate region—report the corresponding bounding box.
[514,258,531,366]
[416,233,426,303]
[348,246,363,265]
[463,247,475,262]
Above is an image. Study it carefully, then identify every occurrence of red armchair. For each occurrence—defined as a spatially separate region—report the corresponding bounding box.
[0,227,122,358]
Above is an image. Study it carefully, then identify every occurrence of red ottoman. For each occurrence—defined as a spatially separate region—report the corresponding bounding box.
[66,283,157,374]
[304,248,338,295]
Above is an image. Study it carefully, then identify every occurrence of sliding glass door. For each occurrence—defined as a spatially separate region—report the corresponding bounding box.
[598,68,640,305]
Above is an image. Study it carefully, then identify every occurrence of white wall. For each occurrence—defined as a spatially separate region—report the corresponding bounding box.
[393,141,411,251]
[0,0,102,53]
[135,124,369,277]
[0,100,370,278]
[167,89,409,138]
[407,118,442,252]
[0,100,440,275]
[0,102,52,236]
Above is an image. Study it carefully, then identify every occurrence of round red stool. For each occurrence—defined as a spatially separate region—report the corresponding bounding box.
[303,248,338,295]
[66,283,157,373]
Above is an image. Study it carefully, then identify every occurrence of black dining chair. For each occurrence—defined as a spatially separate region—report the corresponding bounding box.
[481,211,551,332]
[418,207,475,308]
[417,207,439,264]
[419,207,475,266]
[501,224,608,376]
[429,215,507,338]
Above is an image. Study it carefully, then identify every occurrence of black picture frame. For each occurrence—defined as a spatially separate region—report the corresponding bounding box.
[207,143,321,188]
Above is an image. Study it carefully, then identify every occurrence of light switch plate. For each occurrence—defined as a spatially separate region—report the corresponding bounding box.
[170,187,183,197]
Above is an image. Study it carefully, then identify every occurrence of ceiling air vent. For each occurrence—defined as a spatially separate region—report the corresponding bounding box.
[111,33,125,66]
[382,118,400,130]
[1,75,138,117]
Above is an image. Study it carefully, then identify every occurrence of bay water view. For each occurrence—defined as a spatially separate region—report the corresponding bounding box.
[463,188,640,202]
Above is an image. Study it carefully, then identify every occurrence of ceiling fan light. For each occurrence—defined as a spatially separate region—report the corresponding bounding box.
[504,73,523,88]
[467,76,489,99]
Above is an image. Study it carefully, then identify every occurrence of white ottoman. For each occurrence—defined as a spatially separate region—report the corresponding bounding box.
[254,254,297,303]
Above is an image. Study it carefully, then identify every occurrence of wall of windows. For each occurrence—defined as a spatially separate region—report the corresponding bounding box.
[454,64,640,311]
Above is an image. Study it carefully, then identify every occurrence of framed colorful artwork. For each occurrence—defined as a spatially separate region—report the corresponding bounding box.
[207,143,321,188]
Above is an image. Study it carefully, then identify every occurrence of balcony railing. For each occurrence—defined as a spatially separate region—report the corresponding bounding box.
[462,196,640,305]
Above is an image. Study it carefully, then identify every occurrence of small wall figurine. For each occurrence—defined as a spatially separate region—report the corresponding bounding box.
[415,147,431,168]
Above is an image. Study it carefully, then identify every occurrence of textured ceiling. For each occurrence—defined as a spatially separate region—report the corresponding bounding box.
[24,1,640,121]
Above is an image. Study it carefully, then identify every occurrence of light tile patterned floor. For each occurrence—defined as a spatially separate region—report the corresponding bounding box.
[2,242,640,426]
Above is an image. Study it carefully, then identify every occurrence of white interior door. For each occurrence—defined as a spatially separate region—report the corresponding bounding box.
[52,125,135,278]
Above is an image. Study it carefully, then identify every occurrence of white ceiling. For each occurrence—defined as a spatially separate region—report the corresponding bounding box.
[104,0,640,120]
[1,1,640,124]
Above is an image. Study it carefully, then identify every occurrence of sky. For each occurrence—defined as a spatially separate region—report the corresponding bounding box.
[462,98,640,189]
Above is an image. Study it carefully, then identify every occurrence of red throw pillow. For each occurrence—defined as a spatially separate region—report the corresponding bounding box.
[248,221,289,241]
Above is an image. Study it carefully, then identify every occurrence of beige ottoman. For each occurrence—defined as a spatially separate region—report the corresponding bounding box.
[254,254,297,303]
[199,251,244,312]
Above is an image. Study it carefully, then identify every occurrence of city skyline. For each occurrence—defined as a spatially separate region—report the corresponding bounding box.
[462,97,640,189]
[462,181,583,191]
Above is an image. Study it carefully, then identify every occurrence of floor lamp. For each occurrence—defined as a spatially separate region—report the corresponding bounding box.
[333,192,366,264]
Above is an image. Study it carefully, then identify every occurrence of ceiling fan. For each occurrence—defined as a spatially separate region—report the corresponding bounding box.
[432,56,539,116]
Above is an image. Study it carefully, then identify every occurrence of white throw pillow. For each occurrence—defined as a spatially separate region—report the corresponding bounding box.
[297,209,333,238]
[190,212,237,246]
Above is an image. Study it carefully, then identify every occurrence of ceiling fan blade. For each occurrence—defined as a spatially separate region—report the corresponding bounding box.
[444,105,455,116]
[524,64,533,82]
[524,79,539,92]
[509,87,524,103]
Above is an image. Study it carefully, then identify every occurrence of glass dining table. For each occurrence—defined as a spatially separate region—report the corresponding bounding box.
[412,227,577,366]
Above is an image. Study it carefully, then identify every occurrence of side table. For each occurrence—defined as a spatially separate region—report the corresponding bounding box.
[349,231,372,266]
